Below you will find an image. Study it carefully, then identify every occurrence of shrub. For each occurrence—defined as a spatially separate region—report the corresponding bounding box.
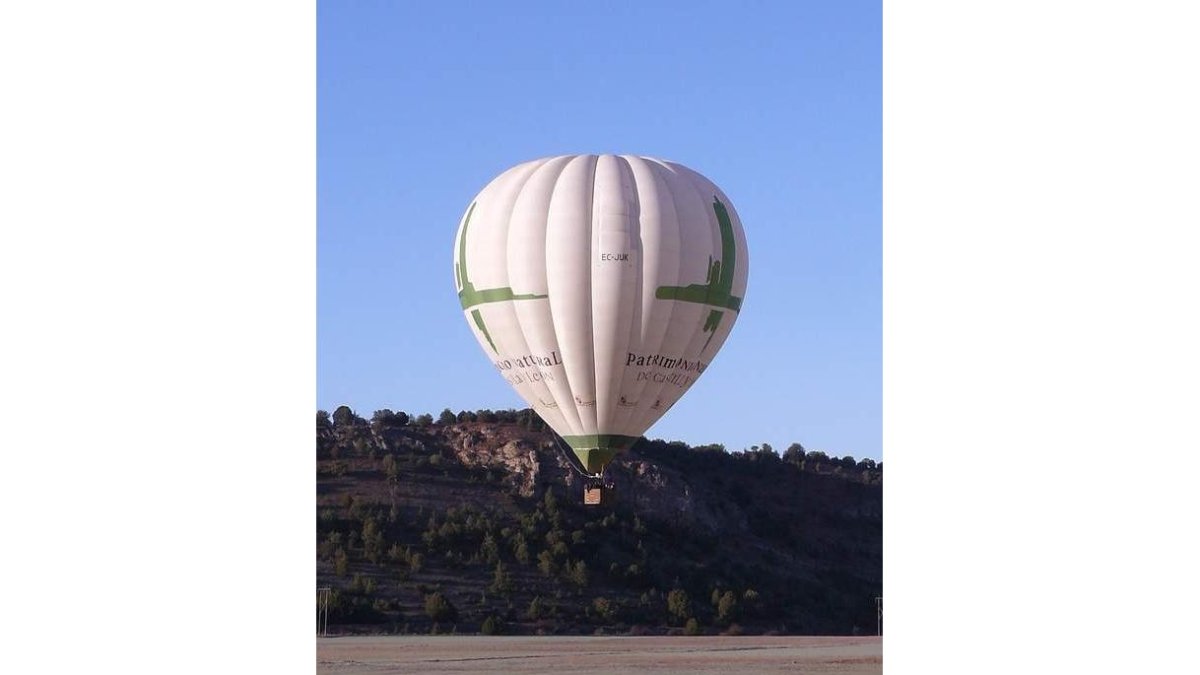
[667,589,690,625]
[481,615,502,635]
[526,595,548,620]
[424,592,457,622]
[348,574,376,596]
[388,540,408,562]
[685,618,700,635]
[490,562,513,596]
[592,596,614,622]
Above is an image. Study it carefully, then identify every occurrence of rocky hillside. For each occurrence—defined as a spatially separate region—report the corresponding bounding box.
[316,407,882,636]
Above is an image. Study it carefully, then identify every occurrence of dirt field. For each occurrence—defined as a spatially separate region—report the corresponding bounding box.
[317,635,882,674]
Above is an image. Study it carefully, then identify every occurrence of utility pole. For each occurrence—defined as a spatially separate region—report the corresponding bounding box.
[318,587,331,637]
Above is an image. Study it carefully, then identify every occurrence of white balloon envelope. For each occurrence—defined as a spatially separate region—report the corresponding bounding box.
[453,154,749,475]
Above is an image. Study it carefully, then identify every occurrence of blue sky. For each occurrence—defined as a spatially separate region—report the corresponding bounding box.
[319,1,881,460]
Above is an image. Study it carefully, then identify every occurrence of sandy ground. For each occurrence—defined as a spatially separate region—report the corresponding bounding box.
[317,635,882,674]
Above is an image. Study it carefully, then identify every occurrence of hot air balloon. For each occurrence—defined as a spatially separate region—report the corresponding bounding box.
[453,154,748,504]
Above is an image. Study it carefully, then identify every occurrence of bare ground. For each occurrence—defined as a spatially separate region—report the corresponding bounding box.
[317,635,882,674]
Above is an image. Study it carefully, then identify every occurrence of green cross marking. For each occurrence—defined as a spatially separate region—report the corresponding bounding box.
[455,202,547,353]
[654,197,744,351]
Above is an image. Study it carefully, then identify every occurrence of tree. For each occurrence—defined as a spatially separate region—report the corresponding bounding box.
[372,409,409,429]
[568,560,588,588]
[782,443,805,465]
[717,590,737,625]
[526,595,549,620]
[438,408,456,425]
[667,589,690,625]
[362,517,384,564]
[592,596,614,622]
[350,573,376,596]
[387,543,406,563]
[537,550,556,577]
[319,532,342,561]
[480,533,499,565]
[332,405,357,427]
[745,443,779,464]
[633,515,647,535]
[512,532,530,565]
[742,589,760,619]
[413,413,433,427]
[424,592,457,622]
[382,454,399,483]
[481,614,502,635]
[490,561,513,595]
[317,411,335,457]
[805,450,829,471]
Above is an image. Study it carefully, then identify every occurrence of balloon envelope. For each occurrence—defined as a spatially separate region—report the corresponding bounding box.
[453,154,749,473]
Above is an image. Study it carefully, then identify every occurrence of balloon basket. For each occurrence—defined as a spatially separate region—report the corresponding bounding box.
[583,472,615,506]
[583,485,605,506]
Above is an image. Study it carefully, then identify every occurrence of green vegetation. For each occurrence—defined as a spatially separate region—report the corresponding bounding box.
[316,405,881,636]
[480,614,504,635]
[424,592,457,622]
[667,589,690,626]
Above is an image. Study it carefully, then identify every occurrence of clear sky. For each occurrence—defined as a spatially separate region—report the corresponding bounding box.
[318,1,881,460]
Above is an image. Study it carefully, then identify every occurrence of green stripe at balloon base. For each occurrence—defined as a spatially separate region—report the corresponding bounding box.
[562,434,640,473]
